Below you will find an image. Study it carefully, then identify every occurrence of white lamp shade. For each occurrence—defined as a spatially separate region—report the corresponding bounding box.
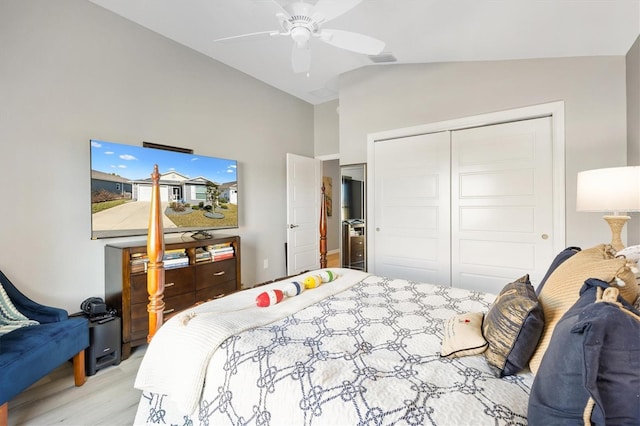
[576,166,640,214]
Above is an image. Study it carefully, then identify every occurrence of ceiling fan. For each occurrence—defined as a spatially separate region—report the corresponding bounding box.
[214,0,385,74]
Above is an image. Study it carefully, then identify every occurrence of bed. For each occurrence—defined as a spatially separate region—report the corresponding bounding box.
[133,268,533,425]
[132,168,640,425]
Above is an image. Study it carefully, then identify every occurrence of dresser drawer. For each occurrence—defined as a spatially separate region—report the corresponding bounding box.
[350,248,365,262]
[130,292,196,340]
[350,236,365,246]
[195,259,236,291]
[196,279,237,302]
[130,267,195,303]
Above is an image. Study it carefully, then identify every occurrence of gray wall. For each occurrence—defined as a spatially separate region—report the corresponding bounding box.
[1,1,636,312]
[314,99,340,252]
[627,36,640,245]
[0,0,313,312]
[314,100,340,157]
[338,57,628,249]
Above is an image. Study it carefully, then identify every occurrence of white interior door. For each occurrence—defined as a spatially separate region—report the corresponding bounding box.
[450,117,554,293]
[371,132,451,283]
[286,153,321,275]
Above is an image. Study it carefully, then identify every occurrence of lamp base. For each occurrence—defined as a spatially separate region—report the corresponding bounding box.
[603,215,630,252]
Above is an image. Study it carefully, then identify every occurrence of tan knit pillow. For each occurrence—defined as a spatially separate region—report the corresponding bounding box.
[529,244,638,373]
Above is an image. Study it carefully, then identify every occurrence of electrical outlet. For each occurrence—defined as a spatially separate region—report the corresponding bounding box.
[263,258,269,269]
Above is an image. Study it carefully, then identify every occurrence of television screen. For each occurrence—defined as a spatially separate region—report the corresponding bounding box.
[90,139,238,239]
[341,176,364,221]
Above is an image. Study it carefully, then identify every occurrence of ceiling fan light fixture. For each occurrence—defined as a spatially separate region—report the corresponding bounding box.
[291,26,311,47]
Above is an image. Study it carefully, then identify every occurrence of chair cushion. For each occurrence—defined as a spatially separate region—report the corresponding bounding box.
[528,279,640,425]
[0,317,89,404]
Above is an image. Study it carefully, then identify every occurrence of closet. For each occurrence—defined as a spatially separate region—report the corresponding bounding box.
[370,116,557,294]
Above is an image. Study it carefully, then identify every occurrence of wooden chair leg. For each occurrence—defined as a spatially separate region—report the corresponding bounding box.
[0,402,8,426]
[73,350,86,386]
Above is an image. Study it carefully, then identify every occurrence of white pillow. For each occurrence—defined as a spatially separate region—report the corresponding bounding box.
[440,312,488,358]
[617,245,640,263]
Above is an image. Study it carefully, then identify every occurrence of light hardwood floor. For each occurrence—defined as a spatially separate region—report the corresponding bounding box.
[326,251,339,268]
[9,252,341,425]
[7,346,145,426]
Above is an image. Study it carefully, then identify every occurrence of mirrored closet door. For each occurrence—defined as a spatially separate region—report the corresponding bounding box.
[341,164,366,271]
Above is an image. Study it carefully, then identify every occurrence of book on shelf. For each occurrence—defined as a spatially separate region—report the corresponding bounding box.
[130,255,149,273]
[208,247,234,255]
[195,250,212,262]
[164,257,189,266]
[211,252,234,261]
[130,262,148,273]
[163,249,187,260]
[207,242,231,249]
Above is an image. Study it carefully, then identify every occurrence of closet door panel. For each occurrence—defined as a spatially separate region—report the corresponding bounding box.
[451,117,554,293]
[372,132,451,284]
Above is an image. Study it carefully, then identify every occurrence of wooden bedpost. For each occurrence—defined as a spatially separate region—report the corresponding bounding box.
[147,164,165,342]
[320,183,327,268]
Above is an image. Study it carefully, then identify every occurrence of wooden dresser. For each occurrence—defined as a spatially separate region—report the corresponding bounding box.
[342,222,366,271]
[104,234,241,359]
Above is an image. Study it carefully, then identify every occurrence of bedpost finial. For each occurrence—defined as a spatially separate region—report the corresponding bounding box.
[151,164,160,182]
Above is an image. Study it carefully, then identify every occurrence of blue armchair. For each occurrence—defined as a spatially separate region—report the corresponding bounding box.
[0,270,89,424]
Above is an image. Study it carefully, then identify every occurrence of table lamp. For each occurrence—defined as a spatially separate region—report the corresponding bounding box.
[576,166,640,251]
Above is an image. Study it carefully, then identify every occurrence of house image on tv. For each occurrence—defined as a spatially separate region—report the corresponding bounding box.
[131,171,237,205]
[91,170,132,198]
[219,181,238,205]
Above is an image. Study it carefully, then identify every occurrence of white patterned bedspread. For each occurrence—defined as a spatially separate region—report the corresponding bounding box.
[134,272,533,426]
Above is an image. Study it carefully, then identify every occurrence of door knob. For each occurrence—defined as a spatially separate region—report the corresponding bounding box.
[289,224,299,229]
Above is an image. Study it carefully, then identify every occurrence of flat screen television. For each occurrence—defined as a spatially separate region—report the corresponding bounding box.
[341,176,364,221]
[90,139,238,239]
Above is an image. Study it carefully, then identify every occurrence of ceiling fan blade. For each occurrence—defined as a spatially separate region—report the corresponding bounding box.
[291,44,311,74]
[214,30,281,43]
[311,0,363,24]
[267,0,291,19]
[319,29,385,55]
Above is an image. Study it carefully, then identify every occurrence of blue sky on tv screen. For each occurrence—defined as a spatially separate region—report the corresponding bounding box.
[90,140,237,183]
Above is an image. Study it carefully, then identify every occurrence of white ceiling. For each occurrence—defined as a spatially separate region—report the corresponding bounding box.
[89,0,639,105]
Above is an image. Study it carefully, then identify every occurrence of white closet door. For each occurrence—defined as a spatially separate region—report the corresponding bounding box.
[372,132,451,283]
[450,117,554,293]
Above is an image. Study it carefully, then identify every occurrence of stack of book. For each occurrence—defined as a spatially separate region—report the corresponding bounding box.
[163,248,189,269]
[194,247,212,263]
[130,253,149,273]
[206,243,235,261]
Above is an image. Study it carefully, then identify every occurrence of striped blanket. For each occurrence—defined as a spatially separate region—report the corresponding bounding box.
[0,282,38,336]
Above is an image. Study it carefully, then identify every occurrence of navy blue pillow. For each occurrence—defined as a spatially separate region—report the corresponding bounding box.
[535,246,581,295]
[482,275,544,377]
[528,279,640,425]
